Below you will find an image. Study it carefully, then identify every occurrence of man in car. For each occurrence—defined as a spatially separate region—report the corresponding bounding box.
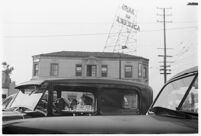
[54,97,70,113]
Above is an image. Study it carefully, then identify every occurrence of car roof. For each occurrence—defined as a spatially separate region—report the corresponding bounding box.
[168,66,198,82]
[15,78,152,90]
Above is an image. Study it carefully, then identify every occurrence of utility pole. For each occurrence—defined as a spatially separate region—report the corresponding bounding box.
[157,7,173,83]
[163,8,167,83]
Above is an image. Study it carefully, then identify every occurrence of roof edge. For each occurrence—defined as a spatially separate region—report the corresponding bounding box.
[32,51,149,61]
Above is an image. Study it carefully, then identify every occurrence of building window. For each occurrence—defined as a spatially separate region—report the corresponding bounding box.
[33,63,39,76]
[125,65,132,78]
[75,64,82,76]
[101,65,108,77]
[87,65,97,77]
[50,63,59,76]
[138,63,142,77]
[143,67,148,78]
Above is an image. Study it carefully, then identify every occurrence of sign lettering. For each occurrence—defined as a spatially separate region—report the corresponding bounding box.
[122,4,136,15]
[116,16,140,31]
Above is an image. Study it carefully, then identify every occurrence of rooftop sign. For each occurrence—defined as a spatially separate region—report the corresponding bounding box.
[116,4,140,31]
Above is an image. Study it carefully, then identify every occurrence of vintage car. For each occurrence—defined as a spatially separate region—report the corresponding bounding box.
[2,93,17,110]
[2,78,153,122]
[3,66,198,134]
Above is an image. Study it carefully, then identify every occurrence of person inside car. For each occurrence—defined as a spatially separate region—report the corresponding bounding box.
[54,97,70,113]
[70,99,78,110]
[75,95,93,111]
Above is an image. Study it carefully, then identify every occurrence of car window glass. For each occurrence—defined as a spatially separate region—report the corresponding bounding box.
[2,97,13,109]
[122,94,138,109]
[52,90,95,115]
[65,92,95,112]
[35,91,48,114]
[153,75,195,111]
[100,89,139,115]
[11,89,44,111]
[181,77,198,113]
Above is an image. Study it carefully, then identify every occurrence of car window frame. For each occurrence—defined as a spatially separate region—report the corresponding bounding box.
[34,89,48,112]
[98,87,141,115]
[3,96,14,109]
[149,72,197,114]
[49,86,98,116]
[177,73,198,112]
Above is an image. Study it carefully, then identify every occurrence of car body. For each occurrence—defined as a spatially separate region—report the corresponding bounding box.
[2,78,153,122]
[2,93,17,110]
[3,66,198,134]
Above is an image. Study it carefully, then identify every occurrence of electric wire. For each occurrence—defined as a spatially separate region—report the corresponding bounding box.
[3,26,197,38]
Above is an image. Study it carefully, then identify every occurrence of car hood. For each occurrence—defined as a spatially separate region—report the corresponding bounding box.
[3,115,198,134]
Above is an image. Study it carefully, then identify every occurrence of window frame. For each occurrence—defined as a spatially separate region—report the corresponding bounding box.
[177,74,198,111]
[75,64,82,77]
[51,89,97,115]
[50,63,59,76]
[143,66,148,78]
[151,72,198,113]
[99,87,140,115]
[101,65,108,77]
[138,63,142,77]
[86,65,97,77]
[33,63,39,76]
[124,65,133,78]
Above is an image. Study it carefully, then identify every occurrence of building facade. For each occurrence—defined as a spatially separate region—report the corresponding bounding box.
[32,51,149,84]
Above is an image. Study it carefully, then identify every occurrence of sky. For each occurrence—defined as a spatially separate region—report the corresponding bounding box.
[0,0,199,97]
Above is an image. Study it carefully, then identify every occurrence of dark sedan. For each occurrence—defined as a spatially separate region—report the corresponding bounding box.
[3,66,198,134]
[2,78,153,122]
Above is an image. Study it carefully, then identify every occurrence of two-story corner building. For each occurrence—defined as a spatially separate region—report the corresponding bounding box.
[32,51,149,84]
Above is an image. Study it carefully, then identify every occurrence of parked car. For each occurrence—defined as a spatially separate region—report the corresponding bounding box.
[3,66,198,134]
[2,78,153,122]
[2,93,17,110]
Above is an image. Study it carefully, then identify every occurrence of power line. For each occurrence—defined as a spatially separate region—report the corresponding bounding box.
[3,33,110,38]
[3,26,197,38]
[4,21,197,25]
[173,21,198,23]
[140,26,197,32]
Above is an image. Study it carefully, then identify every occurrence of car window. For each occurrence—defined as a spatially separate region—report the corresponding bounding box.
[153,74,196,112]
[181,77,198,113]
[35,91,48,113]
[11,87,44,111]
[2,96,13,109]
[100,88,139,115]
[52,90,96,115]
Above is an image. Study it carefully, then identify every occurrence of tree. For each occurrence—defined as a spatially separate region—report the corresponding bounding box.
[2,62,14,74]
[2,62,14,89]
